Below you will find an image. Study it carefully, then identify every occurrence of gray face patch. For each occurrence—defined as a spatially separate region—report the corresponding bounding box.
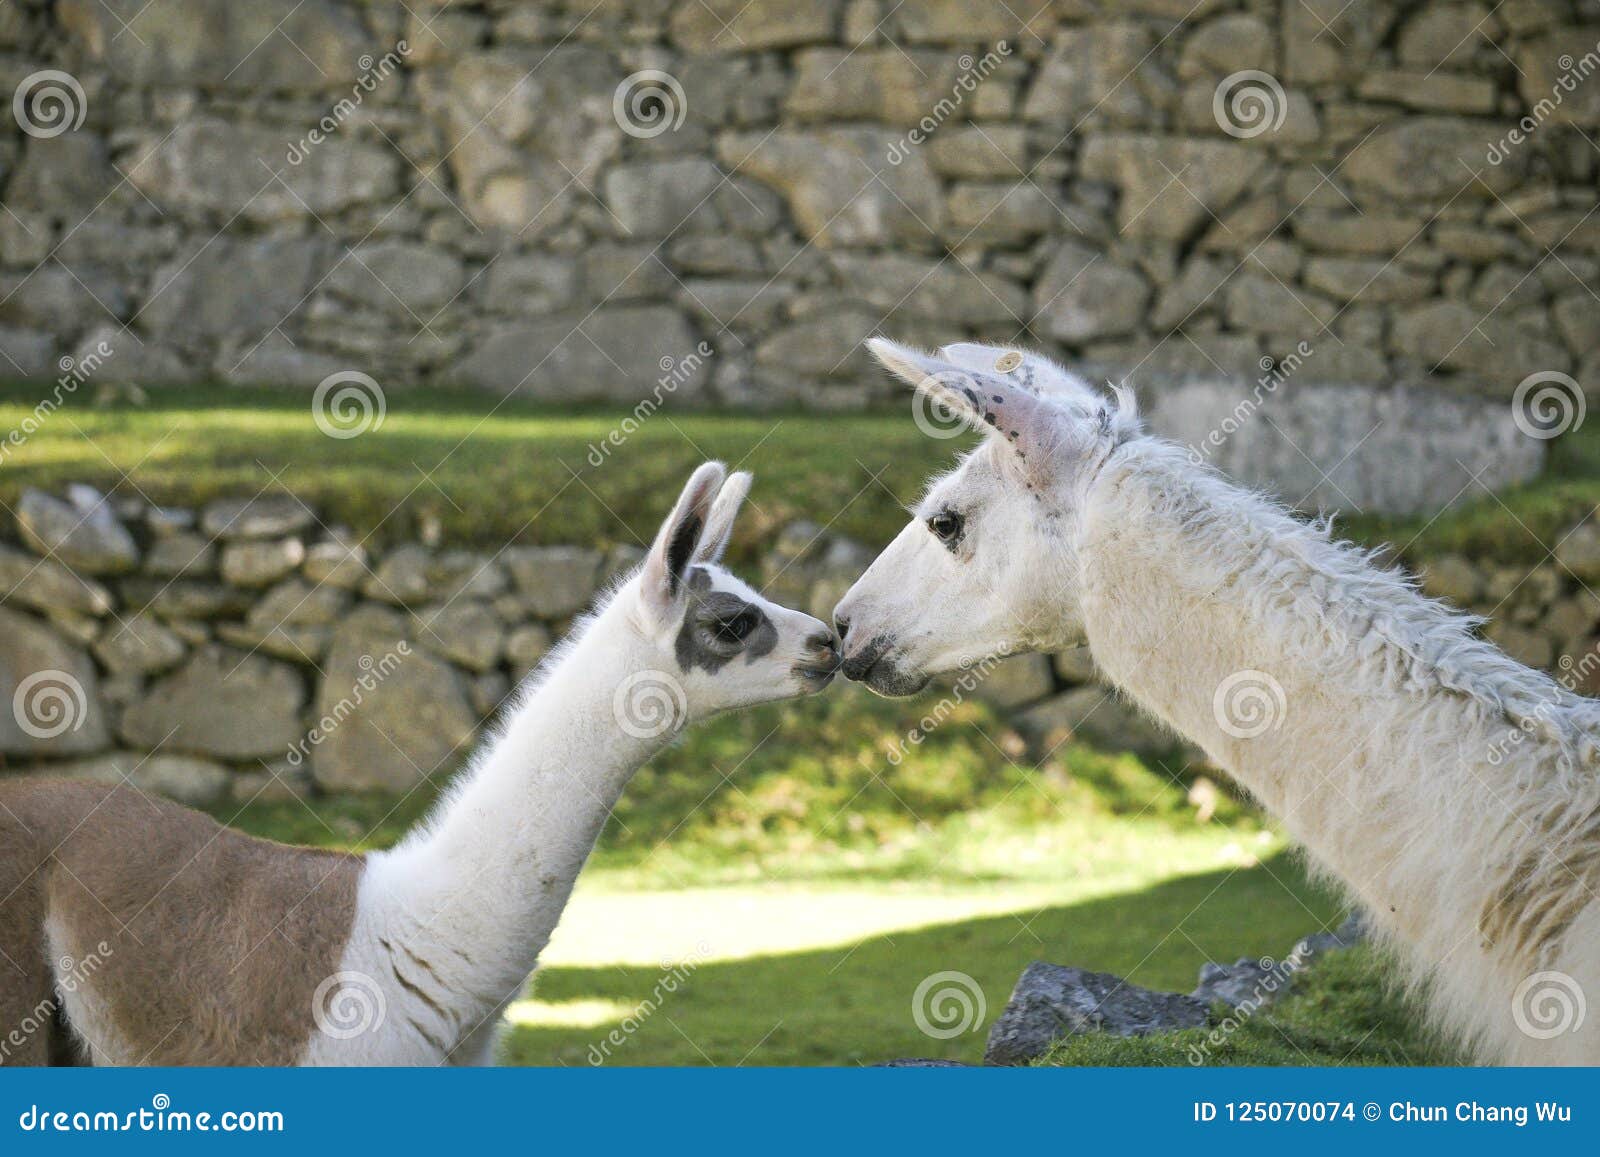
[672,567,779,674]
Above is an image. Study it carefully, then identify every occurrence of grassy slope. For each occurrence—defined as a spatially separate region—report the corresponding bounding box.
[213,688,1351,1066]
[0,386,1594,564]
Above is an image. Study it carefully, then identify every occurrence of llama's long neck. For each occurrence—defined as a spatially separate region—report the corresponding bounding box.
[1078,441,1600,1060]
[364,593,672,1038]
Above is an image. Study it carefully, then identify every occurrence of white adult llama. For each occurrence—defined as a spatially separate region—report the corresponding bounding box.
[833,336,1600,1065]
[0,463,840,1065]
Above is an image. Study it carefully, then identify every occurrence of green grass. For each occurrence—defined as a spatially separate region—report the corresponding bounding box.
[0,385,1594,564]
[1039,946,1455,1067]
[210,688,1357,1066]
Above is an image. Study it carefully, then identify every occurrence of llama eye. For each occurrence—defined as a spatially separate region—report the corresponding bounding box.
[927,512,964,544]
[713,612,756,644]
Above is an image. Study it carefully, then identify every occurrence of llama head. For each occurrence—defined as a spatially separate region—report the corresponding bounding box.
[833,337,1138,696]
[630,461,839,714]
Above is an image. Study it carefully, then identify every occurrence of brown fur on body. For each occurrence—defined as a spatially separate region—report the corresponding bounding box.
[0,780,361,1065]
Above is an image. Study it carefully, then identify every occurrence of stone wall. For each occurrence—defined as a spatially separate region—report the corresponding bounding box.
[1,2,1595,511]
[2,482,1597,808]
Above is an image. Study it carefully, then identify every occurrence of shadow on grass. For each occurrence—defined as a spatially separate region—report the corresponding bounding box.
[501,853,1347,1067]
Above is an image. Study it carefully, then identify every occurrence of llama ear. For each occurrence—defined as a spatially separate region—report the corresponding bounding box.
[867,336,1054,463]
[692,470,751,566]
[643,461,726,611]
[935,341,1102,408]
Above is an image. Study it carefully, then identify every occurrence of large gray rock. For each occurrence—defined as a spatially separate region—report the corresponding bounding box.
[200,495,316,541]
[670,0,839,50]
[1518,28,1600,125]
[312,606,477,792]
[831,253,1028,324]
[220,538,306,587]
[141,236,328,344]
[1556,516,1600,582]
[984,963,1209,1065]
[419,47,622,234]
[1081,136,1267,242]
[0,543,113,616]
[60,0,373,91]
[718,129,943,248]
[1146,378,1546,516]
[327,242,467,316]
[16,487,138,575]
[127,118,399,221]
[1034,241,1151,342]
[91,615,186,676]
[0,607,110,757]
[1346,117,1525,199]
[503,546,603,619]
[412,601,504,672]
[121,647,305,760]
[1024,23,1161,126]
[26,751,232,808]
[455,307,708,402]
[969,654,1055,711]
[1015,686,1177,758]
[604,158,724,237]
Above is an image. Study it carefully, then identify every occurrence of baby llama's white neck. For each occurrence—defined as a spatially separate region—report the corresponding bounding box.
[361,593,673,1047]
[1079,441,1600,1061]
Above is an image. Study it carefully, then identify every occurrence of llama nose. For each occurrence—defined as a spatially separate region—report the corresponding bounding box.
[833,614,851,643]
[806,630,841,665]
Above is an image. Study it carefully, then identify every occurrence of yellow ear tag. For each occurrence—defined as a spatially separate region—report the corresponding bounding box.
[994,351,1023,373]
